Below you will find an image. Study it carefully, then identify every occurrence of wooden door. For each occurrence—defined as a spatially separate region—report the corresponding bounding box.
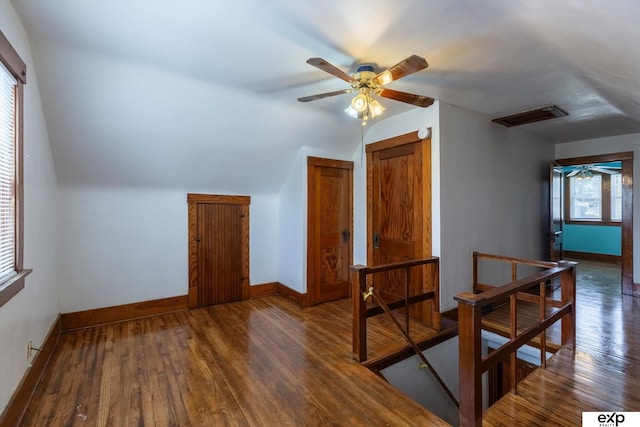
[188,194,250,308]
[550,164,564,261]
[367,131,434,324]
[307,157,353,305]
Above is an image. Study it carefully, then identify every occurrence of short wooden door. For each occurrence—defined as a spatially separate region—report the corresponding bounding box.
[188,194,250,308]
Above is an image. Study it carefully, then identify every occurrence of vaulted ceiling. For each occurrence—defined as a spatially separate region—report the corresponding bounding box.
[12,0,640,192]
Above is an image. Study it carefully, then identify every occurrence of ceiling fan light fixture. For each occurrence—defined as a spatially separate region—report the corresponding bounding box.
[350,93,368,112]
[300,55,430,126]
[369,98,385,117]
[346,92,385,125]
[344,104,362,119]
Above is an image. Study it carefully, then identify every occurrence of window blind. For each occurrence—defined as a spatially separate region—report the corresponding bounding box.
[0,61,17,283]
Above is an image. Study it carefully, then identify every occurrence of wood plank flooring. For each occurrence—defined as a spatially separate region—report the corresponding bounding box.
[21,297,448,426]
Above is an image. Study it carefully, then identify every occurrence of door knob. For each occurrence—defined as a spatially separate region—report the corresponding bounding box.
[342,229,350,243]
[373,232,380,249]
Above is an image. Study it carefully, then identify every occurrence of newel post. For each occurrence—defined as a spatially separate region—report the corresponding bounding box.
[456,293,483,427]
[351,265,368,362]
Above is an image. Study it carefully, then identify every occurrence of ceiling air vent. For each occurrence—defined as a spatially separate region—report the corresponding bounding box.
[491,105,568,127]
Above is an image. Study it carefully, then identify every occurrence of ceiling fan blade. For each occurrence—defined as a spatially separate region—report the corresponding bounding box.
[591,166,618,175]
[306,58,357,84]
[566,170,579,177]
[379,88,434,107]
[297,88,351,103]
[373,55,428,86]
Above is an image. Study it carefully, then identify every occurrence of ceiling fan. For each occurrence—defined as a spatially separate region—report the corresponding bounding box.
[566,164,621,178]
[297,55,434,126]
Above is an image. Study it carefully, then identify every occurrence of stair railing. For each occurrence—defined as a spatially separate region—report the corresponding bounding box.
[455,257,577,427]
[350,257,440,363]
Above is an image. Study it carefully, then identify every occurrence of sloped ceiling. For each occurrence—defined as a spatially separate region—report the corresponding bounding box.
[11,0,640,192]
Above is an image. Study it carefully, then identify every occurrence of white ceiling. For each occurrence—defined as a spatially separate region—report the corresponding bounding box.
[11,0,640,192]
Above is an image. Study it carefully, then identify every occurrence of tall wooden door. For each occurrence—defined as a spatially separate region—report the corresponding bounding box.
[550,164,564,261]
[307,157,353,305]
[367,131,434,324]
[188,194,250,308]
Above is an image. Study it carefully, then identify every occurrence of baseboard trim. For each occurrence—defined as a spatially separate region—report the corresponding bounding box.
[276,282,308,308]
[61,285,308,332]
[0,314,61,427]
[248,282,308,307]
[562,251,621,263]
[61,295,189,331]
[249,282,279,299]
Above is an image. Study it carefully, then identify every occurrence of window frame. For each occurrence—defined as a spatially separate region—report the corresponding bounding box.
[0,30,31,309]
[564,170,622,226]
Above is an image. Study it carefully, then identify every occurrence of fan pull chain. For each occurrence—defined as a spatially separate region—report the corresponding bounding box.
[361,124,365,167]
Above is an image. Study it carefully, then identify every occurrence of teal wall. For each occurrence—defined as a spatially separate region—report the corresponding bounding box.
[563,223,621,255]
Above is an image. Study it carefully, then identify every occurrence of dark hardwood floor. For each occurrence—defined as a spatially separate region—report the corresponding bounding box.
[21,297,447,426]
[20,259,640,426]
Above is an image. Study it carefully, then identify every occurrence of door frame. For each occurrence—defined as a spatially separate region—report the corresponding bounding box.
[555,152,634,295]
[187,193,250,308]
[306,156,354,306]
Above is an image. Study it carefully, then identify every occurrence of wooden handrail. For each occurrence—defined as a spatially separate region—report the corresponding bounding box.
[353,258,440,275]
[461,265,567,307]
[472,251,558,295]
[351,257,439,363]
[473,251,558,270]
[456,258,577,427]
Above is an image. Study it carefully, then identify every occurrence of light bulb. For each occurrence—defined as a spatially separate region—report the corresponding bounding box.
[344,105,359,119]
[351,93,368,112]
[369,99,385,117]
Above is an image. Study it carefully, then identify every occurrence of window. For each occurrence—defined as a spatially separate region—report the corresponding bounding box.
[566,168,622,224]
[569,174,603,220]
[611,173,622,221]
[0,30,30,309]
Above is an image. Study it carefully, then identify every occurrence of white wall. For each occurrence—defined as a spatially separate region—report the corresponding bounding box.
[57,186,279,313]
[277,148,306,292]
[250,193,279,284]
[0,1,60,414]
[556,134,640,282]
[438,102,554,310]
